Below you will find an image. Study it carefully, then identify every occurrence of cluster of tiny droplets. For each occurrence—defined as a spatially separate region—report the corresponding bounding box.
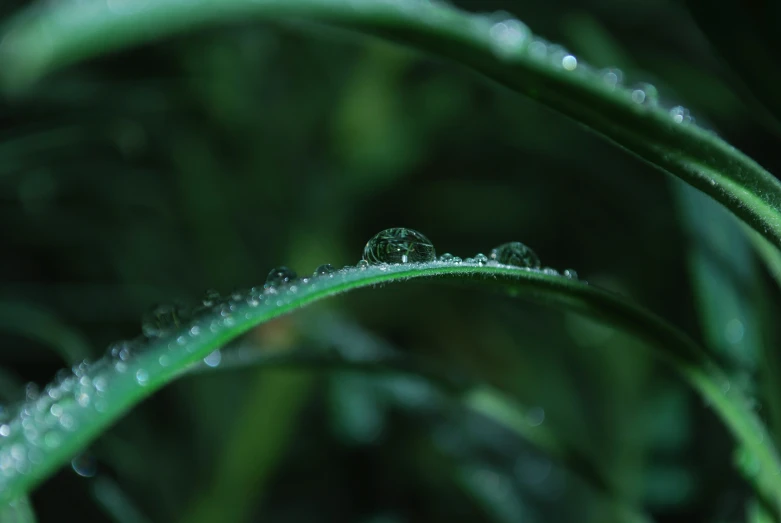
[480,12,693,125]
[0,225,585,491]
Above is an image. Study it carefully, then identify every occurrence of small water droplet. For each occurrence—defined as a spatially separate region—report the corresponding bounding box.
[439,253,454,262]
[542,267,560,276]
[630,83,658,106]
[71,452,97,478]
[527,38,549,60]
[669,105,693,124]
[135,369,149,386]
[465,257,475,263]
[203,350,222,368]
[561,54,577,71]
[452,256,463,263]
[265,266,297,288]
[475,253,489,266]
[314,264,336,277]
[488,18,530,59]
[563,269,579,279]
[490,242,541,268]
[526,407,545,426]
[600,68,623,89]
[202,289,221,307]
[363,228,436,264]
[0,425,10,437]
[356,260,370,269]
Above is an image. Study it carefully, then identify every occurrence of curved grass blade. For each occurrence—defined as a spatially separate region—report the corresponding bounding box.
[184,318,642,520]
[2,1,781,251]
[0,261,777,514]
[685,0,781,134]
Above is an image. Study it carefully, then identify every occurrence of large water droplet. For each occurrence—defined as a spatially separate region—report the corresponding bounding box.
[363,228,436,264]
[314,264,336,277]
[490,242,541,268]
[265,267,297,288]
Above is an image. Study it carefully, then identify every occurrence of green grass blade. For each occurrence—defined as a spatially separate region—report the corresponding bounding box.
[0,261,777,513]
[2,1,781,251]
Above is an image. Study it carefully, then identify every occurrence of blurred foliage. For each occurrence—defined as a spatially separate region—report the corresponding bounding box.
[1,0,780,522]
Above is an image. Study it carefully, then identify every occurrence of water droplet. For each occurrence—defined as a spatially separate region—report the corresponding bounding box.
[265,266,297,288]
[356,260,370,269]
[202,289,221,307]
[563,269,579,279]
[600,68,623,89]
[0,425,10,437]
[135,369,149,386]
[488,18,530,59]
[630,83,658,106]
[561,54,577,71]
[464,257,475,263]
[475,253,489,266]
[363,228,436,264]
[314,264,336,277]
[526,407,545,426]
[203,350,222,368]
[490,242,541,268]
[439,253,454,262]
[71,452,97,478]
[142,303,185,338]
[527,38,549,60]
[669,106,693,124]
[542,267,560,276]
[452,256,463,263]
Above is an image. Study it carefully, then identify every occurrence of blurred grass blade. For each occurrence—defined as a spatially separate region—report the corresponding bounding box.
[0,261,777,514]
[0,301,92,365]
[685,0,781,134]
[2,1,781,252]
[0,497,37,523]
[673,181,766,370]
[185,316,636,516]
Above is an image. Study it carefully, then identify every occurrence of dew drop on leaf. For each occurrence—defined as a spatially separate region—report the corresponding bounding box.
[314,264,336,277]
[356,260,369,269]
[71,452,97,478]
[135,369,149,386]
[439,253,454,262]
[600,67,623,89]
[563,269,579,279]
[203,350,222,368]
[489,241,541,268]
[487,18,530,59]
[363,228,436,264]
[630,83,658,106]
[265,266,297,288]
[202,289,221,307]
[475,253,489,266]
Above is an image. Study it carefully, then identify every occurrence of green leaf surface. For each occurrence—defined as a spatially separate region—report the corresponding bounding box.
[2,0,781,252]
[0,261,777,515]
